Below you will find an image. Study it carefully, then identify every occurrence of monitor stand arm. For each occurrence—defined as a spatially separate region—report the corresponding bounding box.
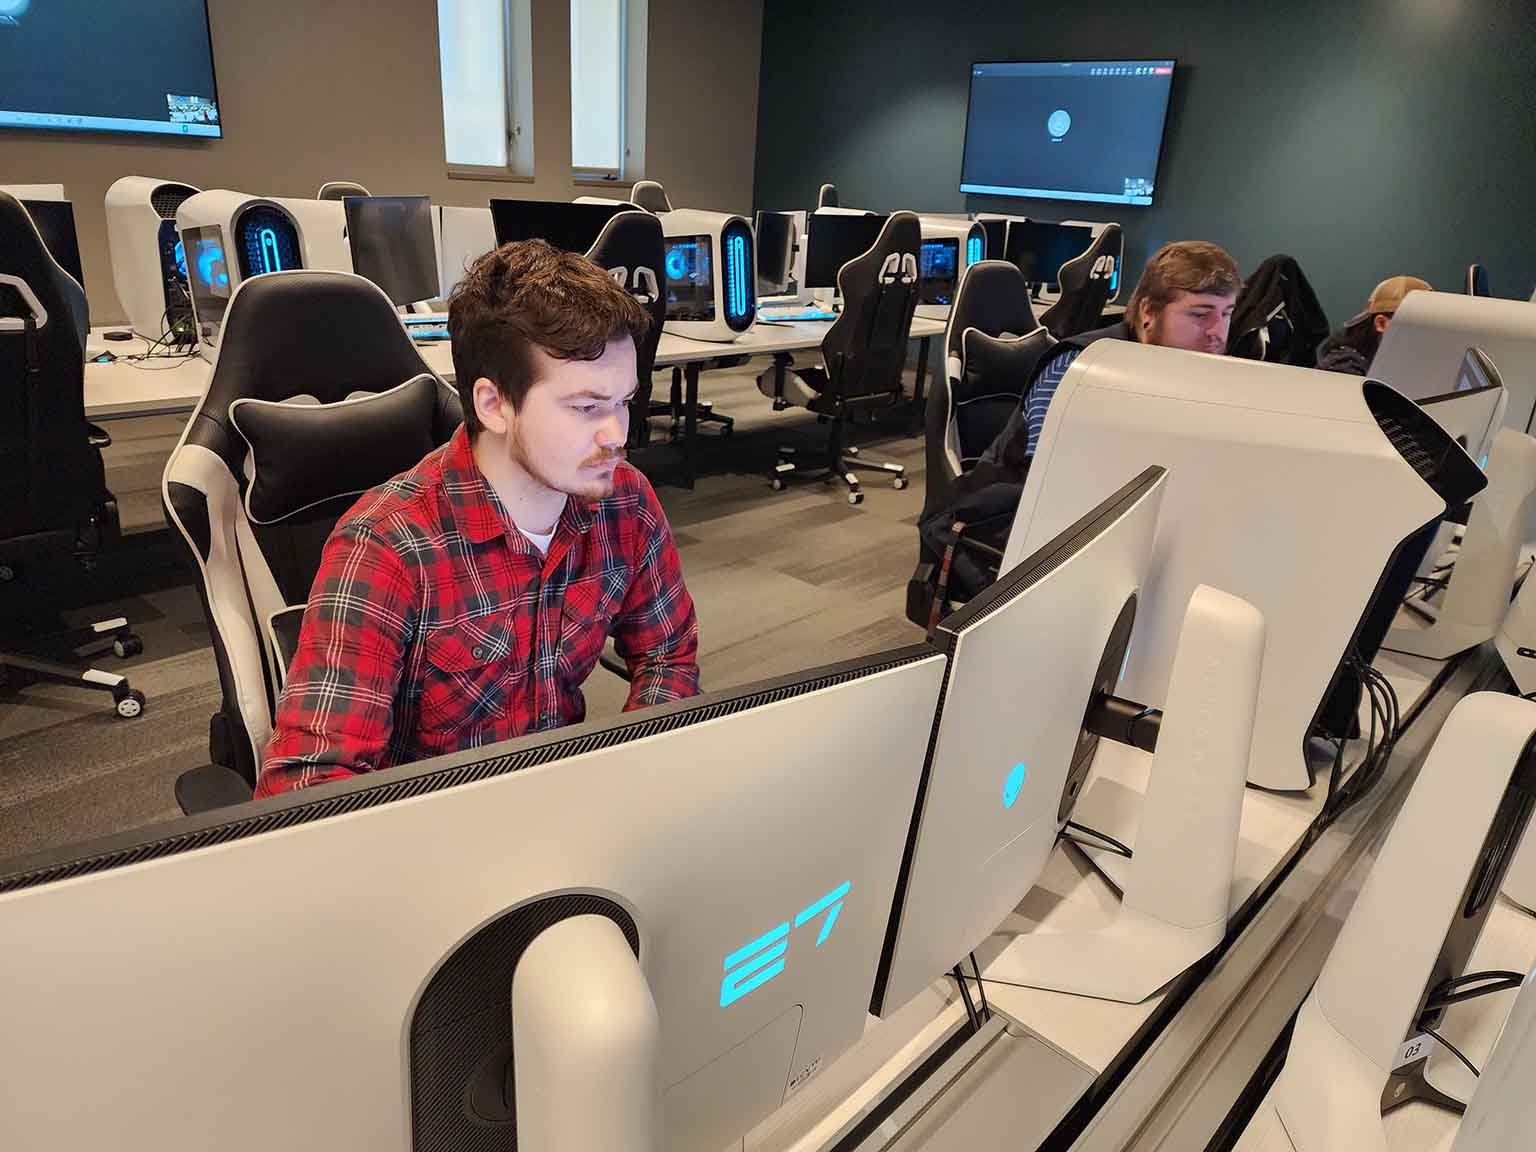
[984,583,1266,1004]
[512,914,662,1151]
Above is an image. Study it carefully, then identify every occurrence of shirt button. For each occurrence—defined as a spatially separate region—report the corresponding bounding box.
[472,646,484,660]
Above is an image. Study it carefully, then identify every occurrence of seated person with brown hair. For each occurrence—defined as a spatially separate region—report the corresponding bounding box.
[257,240,700,798]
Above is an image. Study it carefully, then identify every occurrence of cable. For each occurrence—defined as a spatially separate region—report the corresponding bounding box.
[969,953,991,1023]
[1059,819,1133,859]
[1422,1026,1480,1079]
[1427,970,1526,1009]
[951,965,980,1034]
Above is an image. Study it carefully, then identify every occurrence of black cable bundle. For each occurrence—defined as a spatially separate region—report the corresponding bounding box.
[1325,649,1401,817]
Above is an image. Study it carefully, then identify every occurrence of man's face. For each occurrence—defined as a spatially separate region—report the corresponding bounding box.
[1143,290,1238,355]
[479,338,636,500]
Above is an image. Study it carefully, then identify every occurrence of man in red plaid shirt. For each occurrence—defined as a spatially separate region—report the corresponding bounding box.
[256,240,700,797]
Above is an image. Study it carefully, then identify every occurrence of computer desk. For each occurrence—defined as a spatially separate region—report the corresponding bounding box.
[83,317,946,489]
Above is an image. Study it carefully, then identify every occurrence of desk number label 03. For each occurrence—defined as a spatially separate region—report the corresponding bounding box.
[719,882,851,1008]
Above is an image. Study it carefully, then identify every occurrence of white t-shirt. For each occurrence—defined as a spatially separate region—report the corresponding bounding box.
[519,525,557,555]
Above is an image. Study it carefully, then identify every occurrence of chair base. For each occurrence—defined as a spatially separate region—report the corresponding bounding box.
[0,616,146,719]
[769,443,907,506]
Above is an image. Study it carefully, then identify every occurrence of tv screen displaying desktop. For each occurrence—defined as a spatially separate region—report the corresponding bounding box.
[0,0,221,138]
[960,60,1175,207]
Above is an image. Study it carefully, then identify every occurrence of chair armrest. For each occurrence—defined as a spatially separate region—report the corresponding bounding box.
[86,422,112,449]
[174,763,255,815]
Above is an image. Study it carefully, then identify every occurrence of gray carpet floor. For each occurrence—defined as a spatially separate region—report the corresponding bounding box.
[0,365,935,869]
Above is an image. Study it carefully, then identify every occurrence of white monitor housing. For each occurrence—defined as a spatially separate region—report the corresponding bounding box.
[915,216,985,320]
[1451,966,1536,1151]
[0,649,947,1152]
[1000,341,1484,791]
[437,205,496,299]
[1270,692,1536,1152]
[104,175,201,340]
[658,208,755,342]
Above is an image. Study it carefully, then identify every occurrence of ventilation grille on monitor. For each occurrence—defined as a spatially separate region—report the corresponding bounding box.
[149,183,198,220]
[1362,379,1487,505]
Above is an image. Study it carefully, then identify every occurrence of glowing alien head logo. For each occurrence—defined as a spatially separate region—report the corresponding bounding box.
[1047,109,1072,140]
[1003,762,1026,809]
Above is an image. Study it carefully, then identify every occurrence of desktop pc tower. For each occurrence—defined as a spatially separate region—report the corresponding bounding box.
[104,175,201,343]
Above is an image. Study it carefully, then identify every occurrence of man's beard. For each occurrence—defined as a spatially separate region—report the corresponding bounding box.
[510,426,625,500]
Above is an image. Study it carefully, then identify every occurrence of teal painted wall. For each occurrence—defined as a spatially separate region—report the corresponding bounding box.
[753,0,1536,325]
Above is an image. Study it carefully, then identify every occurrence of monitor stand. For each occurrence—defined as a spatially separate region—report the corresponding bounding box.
[513,915,661,1150]
[984,584,1266,1004]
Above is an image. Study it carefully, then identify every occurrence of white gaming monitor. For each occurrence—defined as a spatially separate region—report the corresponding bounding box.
[1452,966,1536,1151]
[999,341,1484,791]
[438,204,496,298]
[872,466,1166,1016]
[1418,347,1509,470]
[1371,291,1536,434]
[0,649,946,1152]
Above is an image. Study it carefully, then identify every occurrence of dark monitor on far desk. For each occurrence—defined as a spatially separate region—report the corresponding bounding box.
[978,218,1008,261]
[22,199,85,289]
[1005,220,1094,291]
[804,212,886,289]
[344,195,440,306]
[489,198,627,255]
[754,210,795,296]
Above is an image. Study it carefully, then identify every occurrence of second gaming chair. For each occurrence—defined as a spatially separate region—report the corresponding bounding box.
[584,211,668,447]
[0,191,144,719]
[1467,264,1490,297]
[162,270,462,813]
[629,180,673,214]
[908,260,1055,625]
[1039,224,1121,338]
[316,181,371,201]
[756,211,921,504]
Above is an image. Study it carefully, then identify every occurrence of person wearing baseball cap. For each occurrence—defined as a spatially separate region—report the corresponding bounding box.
[1316,275,1433,375]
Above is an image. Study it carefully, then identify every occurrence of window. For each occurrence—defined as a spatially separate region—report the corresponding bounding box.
[570,0,647,183]
[437,0,534,177]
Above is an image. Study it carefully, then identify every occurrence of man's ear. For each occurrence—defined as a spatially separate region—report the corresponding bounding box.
[472,377,509,437]
[1373,313,1391,336]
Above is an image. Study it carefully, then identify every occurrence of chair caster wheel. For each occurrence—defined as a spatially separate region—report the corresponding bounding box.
[848,491,864,505]
[114,689,146,719]
[113,634,144,659]
[771,477,786,491]
[893,476,908,490]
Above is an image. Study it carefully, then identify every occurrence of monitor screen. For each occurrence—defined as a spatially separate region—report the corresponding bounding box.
[961,60,1175,206]
[754,210,795,296]
[182,224,230,344]
[344,195,440,306]
[804,212,886,289]
[20,198,83,288]
[1004,220,1094,288]
[0,1,220,138]
[663,236,714,322]
[918,237,960,306]
[489,198,626,255]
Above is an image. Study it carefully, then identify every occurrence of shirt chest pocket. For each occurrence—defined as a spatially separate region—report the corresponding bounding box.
[418,614,522,733]
[559,571,627,674]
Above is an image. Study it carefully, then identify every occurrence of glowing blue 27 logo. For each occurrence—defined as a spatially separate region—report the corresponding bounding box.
[719,882,851,1008]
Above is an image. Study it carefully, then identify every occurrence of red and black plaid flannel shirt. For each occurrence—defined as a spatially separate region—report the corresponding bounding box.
[256,425,699,798]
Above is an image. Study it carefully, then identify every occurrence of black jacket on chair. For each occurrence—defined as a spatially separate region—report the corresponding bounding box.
[1227,254,1329,367]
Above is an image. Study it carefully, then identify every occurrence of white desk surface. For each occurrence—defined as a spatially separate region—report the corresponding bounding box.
[82,317,946,421]
[757,650,1452,1152]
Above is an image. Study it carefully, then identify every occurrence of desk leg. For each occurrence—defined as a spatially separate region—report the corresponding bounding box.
[683,363,700,490]
[913,335,931,407]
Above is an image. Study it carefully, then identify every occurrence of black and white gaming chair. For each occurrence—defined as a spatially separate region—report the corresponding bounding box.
[162,270,461,812]
[1040,224,1120,338]
[316,181,371,201]
[817,183,839,209]
[906,260,1055,624]
[756,211,921,505]
[629,180,673,214]
[583,210,667,446]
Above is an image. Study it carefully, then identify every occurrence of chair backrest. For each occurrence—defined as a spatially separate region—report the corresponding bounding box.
[317,181,371,202]
[1040,223,1120,338]
[0,191,101,543]
[629,180,672,214]
[928,260,1053,497]
[1226,253,1329,367]
[1468,264,1490,297]
[586,210,666,383]
[818,183,840,209]
[820,211,922,402]
[162,269,461,787]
